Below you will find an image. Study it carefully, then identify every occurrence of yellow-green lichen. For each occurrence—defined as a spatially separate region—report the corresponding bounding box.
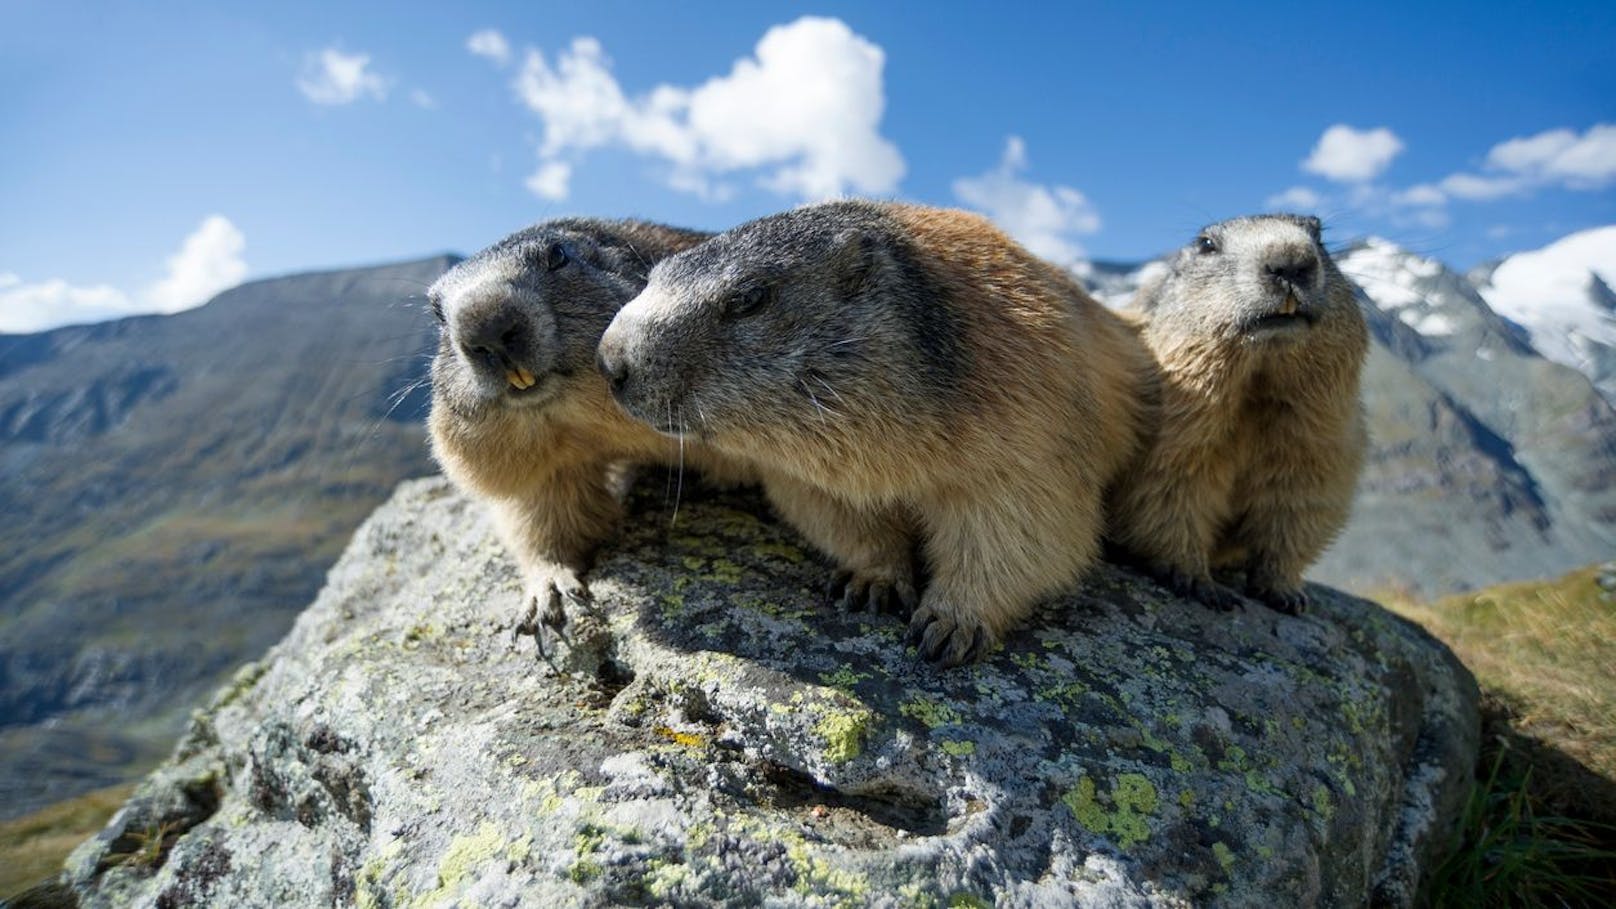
[1062,772,1160,850]
[752,541,807,563]
[819,665,871,691]
[1211,841,1235,874]
[940,739,976,757]
[815,707,873,763]
[411,821,510,906]
[899,697,961,729]
[1311,784,1335,821]
[784,834,870,905]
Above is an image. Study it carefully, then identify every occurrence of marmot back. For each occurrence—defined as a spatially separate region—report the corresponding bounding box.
[1108,214,1368,614]
[428,218,748,653]
[598,200,1155,665]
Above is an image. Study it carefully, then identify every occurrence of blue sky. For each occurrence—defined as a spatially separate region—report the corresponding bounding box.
[3,0,1613,332]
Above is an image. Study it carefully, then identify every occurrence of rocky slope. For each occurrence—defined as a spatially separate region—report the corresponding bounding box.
[44,478,1478,908]
[0,256,453,817]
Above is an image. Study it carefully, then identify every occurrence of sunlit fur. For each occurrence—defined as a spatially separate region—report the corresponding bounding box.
[428,219,750,636]
[599,200,1156,665]
[1107,214,1369,614]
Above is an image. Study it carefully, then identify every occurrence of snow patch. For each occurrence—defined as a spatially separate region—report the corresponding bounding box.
[1481,226,1616,376]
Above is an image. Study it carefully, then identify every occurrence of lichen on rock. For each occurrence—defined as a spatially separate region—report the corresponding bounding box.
[55,477,1478,907]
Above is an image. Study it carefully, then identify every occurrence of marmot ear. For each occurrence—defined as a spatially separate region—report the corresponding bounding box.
[1301,216,1323,241]
[832,231,883,300]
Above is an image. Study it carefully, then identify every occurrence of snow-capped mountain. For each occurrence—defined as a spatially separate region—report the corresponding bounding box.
[1474,226,1616,406]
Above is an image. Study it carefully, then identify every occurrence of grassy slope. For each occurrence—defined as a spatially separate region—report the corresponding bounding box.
[0,784,133,899]
[1382,563,1616,905]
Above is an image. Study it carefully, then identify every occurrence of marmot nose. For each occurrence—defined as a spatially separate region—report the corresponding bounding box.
[597,350,631,399]
[458,310,523,372]
[1264,258,1317,287]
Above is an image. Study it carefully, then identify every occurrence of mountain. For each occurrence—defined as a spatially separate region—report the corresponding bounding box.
[1081,231,1616,599]
[0,256,453,818]
[1472,226,1616,407]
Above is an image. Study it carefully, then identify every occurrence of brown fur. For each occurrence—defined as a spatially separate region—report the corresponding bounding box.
[598,200,1156,664]
[1107,215,1369,614]
[428,220,750,648]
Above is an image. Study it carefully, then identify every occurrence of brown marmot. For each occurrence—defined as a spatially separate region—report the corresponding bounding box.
[1107,214,1368,614]
[427,218,751,652]
[596,200,1155,666]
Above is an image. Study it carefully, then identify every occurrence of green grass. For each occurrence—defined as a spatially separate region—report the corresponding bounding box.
[0,783,133,899]
[1383,563,1616,906]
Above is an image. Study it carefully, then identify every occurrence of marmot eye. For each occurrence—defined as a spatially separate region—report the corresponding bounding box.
[544,243,569,271]
[726,285,772,319]
[1195,235,1219,255]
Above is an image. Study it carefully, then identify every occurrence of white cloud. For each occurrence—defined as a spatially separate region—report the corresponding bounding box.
[409,89,437,109]
[508,16,903,202]
[1391,184,1446,207]
[1484,123,1616,188]
[525,160,572,201]
[467,29,511,66]
[1302,125,1405,183]
[144,216,248,312]
[297,48,390,105]
[1265,186,1323,211]
[1438,172,1526,201]
[0,276,134,334]
[952,136,1099,269]
[3,217,248,334]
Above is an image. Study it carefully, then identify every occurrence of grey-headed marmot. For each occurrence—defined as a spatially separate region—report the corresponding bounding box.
[1107,214,1368,614]
[596,200,1155,665]
[428,218,751,650]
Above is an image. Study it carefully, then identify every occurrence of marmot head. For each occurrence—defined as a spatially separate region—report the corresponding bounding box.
[428,219,665,421]
[1138,214,1359,347]
[596,201,962,441]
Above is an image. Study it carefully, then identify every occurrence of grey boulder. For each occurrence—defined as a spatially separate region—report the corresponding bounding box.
[57,477,1478,907]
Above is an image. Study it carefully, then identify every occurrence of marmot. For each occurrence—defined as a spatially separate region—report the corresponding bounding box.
[428,218,751,652]
[1107,214,1368,614]
[596,200,1155,666]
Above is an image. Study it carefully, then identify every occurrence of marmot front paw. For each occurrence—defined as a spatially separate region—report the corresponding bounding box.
[512,566,592,658]
[905,600,994,667]
[825,569,918,616]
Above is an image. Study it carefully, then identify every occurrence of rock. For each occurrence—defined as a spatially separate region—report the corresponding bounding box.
[54,477,1478,908]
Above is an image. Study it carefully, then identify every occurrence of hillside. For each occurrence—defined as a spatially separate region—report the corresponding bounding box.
[0,256,453,817]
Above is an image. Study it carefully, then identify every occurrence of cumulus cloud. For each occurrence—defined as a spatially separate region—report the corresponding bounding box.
[525,160,572,201]
[467,29,511,66]
[144,216,249,312]
[3,217,249,334]
[1265,186,1323,211]
[952,136,1100,270]
[0,274,134,334]
[297,48,389,105]
[507,16,903,202]
[1485,124,1616,186]
[1302,125,1405,183]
